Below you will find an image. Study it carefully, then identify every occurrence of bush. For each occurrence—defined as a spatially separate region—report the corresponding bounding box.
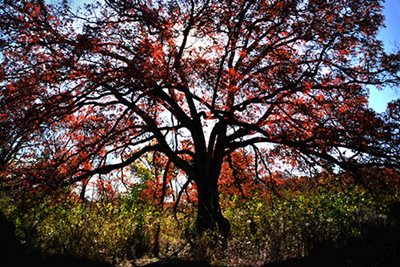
[1,172,399,266]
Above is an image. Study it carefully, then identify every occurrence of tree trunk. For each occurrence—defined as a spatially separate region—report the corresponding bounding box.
[195,177,230,238]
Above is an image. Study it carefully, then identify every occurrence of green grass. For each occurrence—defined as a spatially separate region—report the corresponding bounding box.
[1,175,399,266]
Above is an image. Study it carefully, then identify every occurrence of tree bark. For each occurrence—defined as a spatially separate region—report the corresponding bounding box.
[195,176,230,238]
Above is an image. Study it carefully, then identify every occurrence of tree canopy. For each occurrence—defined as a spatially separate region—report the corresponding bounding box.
[1,0,399,234]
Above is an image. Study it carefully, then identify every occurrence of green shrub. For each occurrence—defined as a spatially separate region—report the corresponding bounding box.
[1,174,399,266]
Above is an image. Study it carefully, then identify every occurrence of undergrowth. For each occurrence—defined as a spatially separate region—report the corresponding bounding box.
[1,174,399,266]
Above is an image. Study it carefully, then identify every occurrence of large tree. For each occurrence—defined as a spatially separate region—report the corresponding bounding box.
[1,0,399,236]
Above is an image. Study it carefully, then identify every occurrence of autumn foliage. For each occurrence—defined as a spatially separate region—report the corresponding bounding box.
[0,0,399,235]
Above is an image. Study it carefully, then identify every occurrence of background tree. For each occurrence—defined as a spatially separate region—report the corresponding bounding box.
[1,0,399,237]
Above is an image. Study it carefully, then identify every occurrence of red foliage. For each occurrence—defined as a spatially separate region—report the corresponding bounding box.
[1,0,399,232]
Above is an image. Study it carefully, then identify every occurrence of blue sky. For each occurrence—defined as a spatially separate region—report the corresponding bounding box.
[66,0,399,113]
[369,0,400,112]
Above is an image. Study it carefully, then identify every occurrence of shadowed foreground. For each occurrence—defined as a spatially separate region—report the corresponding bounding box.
[0,211,210,267]
[2,204,400,267]
[142,259,211,267]
[0,212,112,267]
[264,203,400,267]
